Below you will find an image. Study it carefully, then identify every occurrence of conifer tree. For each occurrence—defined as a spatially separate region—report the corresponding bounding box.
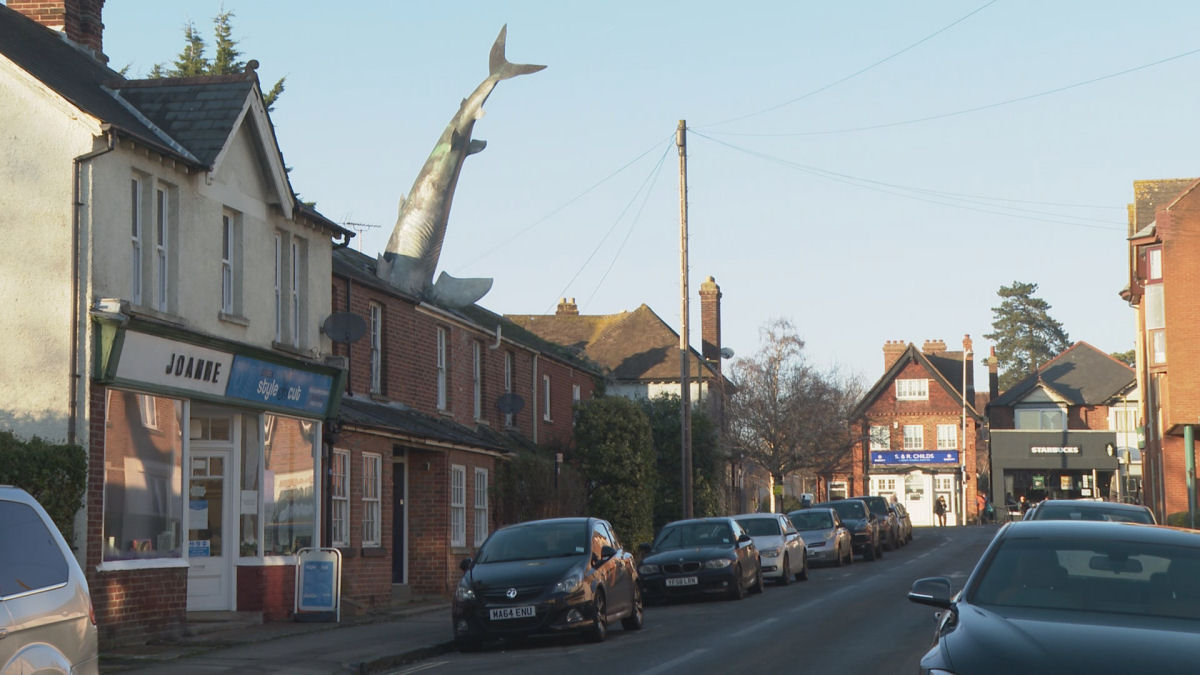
[983,281,1071,391]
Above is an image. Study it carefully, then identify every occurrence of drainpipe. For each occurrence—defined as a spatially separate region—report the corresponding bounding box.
[70,130,116,445]
[1186,425,1196,528]
[532,355,539,444]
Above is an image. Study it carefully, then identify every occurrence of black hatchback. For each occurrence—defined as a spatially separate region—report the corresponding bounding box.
[452,517,643,650]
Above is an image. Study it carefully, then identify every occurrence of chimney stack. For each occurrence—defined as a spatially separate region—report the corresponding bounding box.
[555,297,578,316]
[10,0,107,62]
[883,340,907,370]
[922,339,947,354]
[699,276,722,372]
[988,346,999,399]
[963,334,975,402]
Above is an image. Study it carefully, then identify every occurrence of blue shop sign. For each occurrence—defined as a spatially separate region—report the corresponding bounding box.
[225,356,332,415]
[872,450,960,465]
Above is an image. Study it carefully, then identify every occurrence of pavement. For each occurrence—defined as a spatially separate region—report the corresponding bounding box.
[100,600,454,675]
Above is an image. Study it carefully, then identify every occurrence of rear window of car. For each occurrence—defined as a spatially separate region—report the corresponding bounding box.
[0,501,70,598]
[822,501,865,520]
[736,518,782,537]
[1032,505,1154,524]
[790,511,833,530]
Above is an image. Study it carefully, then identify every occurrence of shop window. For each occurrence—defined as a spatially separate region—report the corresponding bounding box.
[102,390,184,562]
[240,416,261,557]
[263,415,316,556]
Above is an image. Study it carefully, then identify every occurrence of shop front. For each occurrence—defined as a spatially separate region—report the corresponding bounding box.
[869,450,962,527]
[990,430,1120,512]
[88,320,343,644]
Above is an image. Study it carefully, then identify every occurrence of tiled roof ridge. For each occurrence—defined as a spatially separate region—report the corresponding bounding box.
[118,72,258,88]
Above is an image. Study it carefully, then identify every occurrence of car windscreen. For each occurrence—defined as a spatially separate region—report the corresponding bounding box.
[969,537,1200,619]
[736,518,782,537]
[823,502,865,521]
[790,511,833,530]
[653,522,735,551]
[475,521,588,563]
[1032,505,1154,524]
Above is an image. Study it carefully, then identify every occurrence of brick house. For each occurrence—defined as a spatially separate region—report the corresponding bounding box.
[1,1,352,645]
[845,337,983,527]
[987,342,1134,514]
[328,248,600,609]
[1123,177,1200,523]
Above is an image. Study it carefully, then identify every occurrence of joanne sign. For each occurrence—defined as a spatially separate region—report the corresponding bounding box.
[871,450,959,465]
[1030,446,1080,455]
[115,332,232,396]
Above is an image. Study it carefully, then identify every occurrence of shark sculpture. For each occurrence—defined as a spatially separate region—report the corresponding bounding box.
[378,25,545,306]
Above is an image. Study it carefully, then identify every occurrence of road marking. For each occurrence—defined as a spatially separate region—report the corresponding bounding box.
[729,616,777,638]
[638,647,710,675]
[392,661,449,674]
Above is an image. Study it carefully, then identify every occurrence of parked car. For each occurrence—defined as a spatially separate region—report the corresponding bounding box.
[452,517,642,650]
[735,513,808,584]
[908,520,1200,673]
[813,499,882,561]
[638,517,763,602]
[788,507,853,567]
[891,502,913,544]
[0,485,98,675]
[853,495,901,550]
[1023,499,1156,524]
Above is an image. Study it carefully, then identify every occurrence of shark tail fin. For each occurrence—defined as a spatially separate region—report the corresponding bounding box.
[489,24,547,81]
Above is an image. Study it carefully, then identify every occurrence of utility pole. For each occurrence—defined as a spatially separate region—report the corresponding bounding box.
[678,119,693,519]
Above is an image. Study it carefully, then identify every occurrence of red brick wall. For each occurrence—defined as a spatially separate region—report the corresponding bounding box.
[328,430,395,613]
[236,565,296,621]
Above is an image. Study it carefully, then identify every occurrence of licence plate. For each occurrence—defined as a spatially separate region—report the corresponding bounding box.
[665,576,698,587]
[489,606,535,620]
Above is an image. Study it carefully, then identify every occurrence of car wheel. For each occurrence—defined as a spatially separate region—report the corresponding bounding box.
[588,592,607,643]
[728,565,746,600]
[865,541,877,561]
[844,542,853,565]
[835,543,846,566]
[876,539,884,559]
[796,553,808,581]
[750,563,764,595]
[621,586,644,631]
[779,554,791,585]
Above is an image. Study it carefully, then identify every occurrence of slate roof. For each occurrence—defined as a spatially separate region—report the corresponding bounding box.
[989,342,1134,408]
[337,396,506,453]
[118,77,257,167]
[506,305,720,383]
[852,343,981,420]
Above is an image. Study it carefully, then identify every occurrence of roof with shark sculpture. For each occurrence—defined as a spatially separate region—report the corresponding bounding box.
[0,4,348,237]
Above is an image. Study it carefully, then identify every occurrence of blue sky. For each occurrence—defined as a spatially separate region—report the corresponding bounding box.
[98,1,1200,386]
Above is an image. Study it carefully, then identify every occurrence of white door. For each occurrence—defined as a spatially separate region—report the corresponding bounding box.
[187,447,234,610]
[904,472,933,527]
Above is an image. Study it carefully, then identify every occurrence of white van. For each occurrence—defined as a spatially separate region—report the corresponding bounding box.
[0,485,98,675]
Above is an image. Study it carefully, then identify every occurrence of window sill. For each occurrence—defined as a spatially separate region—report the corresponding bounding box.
[474,418,490,427]
[360,547,387,558]
[272,341,309,357]
[438,409,455,419]
[335,546,356,558]
[219,311,250,327]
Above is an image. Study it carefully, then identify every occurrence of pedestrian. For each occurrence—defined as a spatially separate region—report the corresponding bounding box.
[934,496,947,527]
[1019,494,1029,515]
[976,492,986,525]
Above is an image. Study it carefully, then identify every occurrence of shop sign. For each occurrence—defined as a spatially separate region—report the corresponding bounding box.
[871,450,959,465]
[1031,446,1080,454]
[115,331,232,396]
[225,356,332,415]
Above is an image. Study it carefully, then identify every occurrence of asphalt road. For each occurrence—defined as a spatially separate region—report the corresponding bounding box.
[385,524,1000,675]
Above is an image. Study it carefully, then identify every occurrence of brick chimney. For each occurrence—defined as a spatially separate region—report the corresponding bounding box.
[883,340,907,370]
[555,297,578,316]
[988,346,999,399]
[922,339,947,355]
[10,0,107,62]
[699,276,722,372]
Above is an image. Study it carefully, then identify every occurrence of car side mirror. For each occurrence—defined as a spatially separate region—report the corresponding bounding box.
[459,557,473,572]
[738,533,752,544]
[596,545,617,565]
[638,542,651,554]
[908,577,953,609]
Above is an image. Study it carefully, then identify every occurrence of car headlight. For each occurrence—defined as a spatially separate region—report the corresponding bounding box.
[761,546,781,557]
[704,558,733,569]
[824,531,835,541]
[454,585,475,601]
[638,564,660,575]
[554,572,582,594]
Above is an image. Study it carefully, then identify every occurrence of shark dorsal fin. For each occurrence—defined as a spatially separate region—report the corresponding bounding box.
[467,140,487,155]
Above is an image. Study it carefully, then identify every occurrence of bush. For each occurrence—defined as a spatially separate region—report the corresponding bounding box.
[0,430,87,540]
[495,449,586,527]
[572,397,656,547]
[1165,511,1199,529]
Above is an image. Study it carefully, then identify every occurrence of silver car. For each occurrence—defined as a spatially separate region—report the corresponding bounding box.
[0,486,98,675]
[734,513,808,584]
[788,507,853,566]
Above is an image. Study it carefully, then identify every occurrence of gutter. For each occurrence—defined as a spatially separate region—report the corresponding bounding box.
[70,129,116,445]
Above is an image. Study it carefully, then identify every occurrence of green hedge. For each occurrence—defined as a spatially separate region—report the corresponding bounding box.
[1165,511,1200,529]
[0,430,87,540]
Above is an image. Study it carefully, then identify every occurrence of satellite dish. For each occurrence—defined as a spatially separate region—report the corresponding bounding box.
[496,393,525,415]
[720,347,735,359]
[321,312,367,344]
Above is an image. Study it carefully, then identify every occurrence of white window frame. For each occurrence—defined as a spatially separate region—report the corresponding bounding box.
[222,213,236,315]
[896,379,929,401]
[130,178,142,305]
[903,425,924,450]
[290,239,302,348]
[362,452,381,547]
[331,449,350,547]
[450,464,466,548]
[504,351,514,427]
[474,467,489,546]
[137,394,158,430]
[829,481,848,500]
[473,341,483,421]
[869,425,889,450]
[937,424,958,450]
[273,232,282,341]
[369,303,382,394]
[572,383,581,404]
[935,475,955,492]
[543,375,551,422]
[154,186,169,312]
[437,327,448,411]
